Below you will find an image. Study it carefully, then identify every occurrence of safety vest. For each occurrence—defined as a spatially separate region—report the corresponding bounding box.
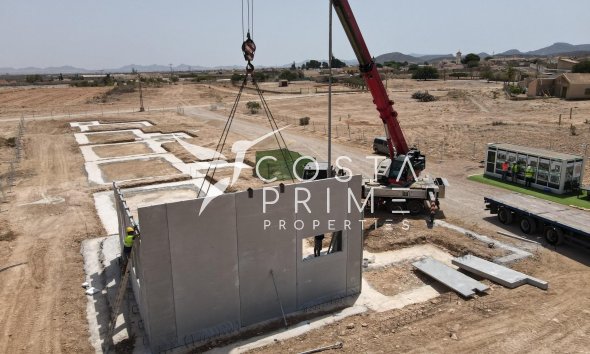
[512,164,519,173]
[525,166,534,178]
[124,233,134,247]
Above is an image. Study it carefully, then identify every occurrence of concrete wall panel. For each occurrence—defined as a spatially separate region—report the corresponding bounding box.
[166,195,241,341]
[235,186,297,327]
[137,204,177,349]
[295,179,351,309]
[131,177,364,349]
[346,176,363,295]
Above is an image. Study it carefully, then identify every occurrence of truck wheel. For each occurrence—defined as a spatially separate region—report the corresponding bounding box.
[497,207,513,224]
[519,216,537,234]
[407,200,424,215]
[544,227,564,245]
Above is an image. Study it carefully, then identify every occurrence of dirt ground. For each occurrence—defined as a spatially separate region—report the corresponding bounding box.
[364,261,435,297]
[0,81,588,353]
[92,142,152,158]
[85,131,137,144]
[99,157,182,182]
[250,248,590,354]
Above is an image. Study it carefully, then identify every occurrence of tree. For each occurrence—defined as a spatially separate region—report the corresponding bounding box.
[278,70,297,81]
[462,53,481,67]
[170,75,179,83]
[411,66,439,81]
[480,65,493,82]
[290,61,296,70]
[330,56,347,68]
[306,60,322,69]
[321,62,329,69]
[102,73,115,86]
[253,71,267,82]
[246,101,261,114]
[58,73,64,81]
[25,74,43,83]
[572,60,590,73]
[506,65,515,83]
[408,64,419,71]
[231,73,244,83]
[384,61,402,69]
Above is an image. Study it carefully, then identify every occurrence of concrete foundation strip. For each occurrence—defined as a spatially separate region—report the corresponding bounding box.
[497,231,541,245]
[412,257,489,297]
[452,254,548,290]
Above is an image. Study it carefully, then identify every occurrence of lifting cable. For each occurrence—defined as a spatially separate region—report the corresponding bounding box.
[200,0,294,197]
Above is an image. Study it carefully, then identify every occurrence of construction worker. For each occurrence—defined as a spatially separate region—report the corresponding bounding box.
[314,234,324,257]
[121,226,137,272]
[429,201,437,224]
[501,161,509,181]
[511,162,519,183]
[525,164,535,187]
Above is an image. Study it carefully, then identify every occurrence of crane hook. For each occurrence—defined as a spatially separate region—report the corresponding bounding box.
[242,32,256,63]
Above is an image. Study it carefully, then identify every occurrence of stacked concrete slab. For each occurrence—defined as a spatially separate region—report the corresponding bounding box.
[412,257,489,297]
[124,176,363,352]
[452,255,548,290]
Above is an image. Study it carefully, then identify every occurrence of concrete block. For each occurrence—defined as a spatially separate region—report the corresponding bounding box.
[452,254,548,290]
[413,257,489,297]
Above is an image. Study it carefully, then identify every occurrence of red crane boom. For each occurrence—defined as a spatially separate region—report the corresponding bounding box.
[332,0,409,159]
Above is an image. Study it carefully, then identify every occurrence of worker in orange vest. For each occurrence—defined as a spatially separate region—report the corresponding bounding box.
[501,161,509,181]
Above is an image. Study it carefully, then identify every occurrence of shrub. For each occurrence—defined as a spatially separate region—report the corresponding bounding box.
[246,101,261,114]
[506,84,525,95]
[411,91,437,102]
[411,66,439,80]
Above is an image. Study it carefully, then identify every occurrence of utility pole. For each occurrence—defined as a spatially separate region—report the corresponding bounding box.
[138,74,145,112]
[327,0,333,178]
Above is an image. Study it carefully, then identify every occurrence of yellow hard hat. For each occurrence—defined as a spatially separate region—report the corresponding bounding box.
[126,226,134,233]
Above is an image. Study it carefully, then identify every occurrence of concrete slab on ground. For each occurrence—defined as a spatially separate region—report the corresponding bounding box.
[412,257,489,297]
[452,254,548,290]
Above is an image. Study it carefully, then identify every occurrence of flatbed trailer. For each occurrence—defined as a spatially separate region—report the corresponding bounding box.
[484,193,590,247]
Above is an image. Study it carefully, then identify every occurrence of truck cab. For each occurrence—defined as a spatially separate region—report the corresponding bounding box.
[373,137,389,155]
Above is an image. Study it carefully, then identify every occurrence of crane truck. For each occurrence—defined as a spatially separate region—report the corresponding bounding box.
[305,0,448,215]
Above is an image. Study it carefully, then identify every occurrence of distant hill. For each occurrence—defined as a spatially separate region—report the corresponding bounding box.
[374,52,423,64]
[527,42,590,56]
[497,42,590,56]
[499,49,523,56]
[0,63,225,75]
[3,42,589,75]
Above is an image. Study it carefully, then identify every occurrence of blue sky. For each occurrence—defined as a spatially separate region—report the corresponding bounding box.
[0,0,589,68]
